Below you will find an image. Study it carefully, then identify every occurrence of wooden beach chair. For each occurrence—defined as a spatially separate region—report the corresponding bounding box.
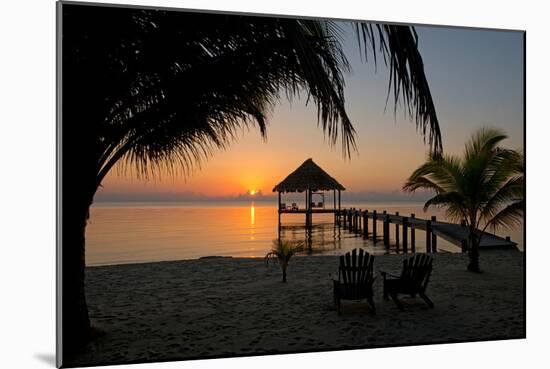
[381,254,434,310]
[333,248,376,315]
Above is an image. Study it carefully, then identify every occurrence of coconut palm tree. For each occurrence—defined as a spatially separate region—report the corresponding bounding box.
[266,239,304,282]
[403,128,524,272]
[61,3,442,351]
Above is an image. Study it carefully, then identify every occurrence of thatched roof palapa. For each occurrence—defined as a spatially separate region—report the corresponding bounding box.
[272,158,345,193]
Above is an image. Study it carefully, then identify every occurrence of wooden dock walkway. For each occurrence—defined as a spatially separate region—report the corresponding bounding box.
[337,208,517,253]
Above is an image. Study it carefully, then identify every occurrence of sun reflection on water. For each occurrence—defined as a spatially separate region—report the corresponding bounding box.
[250,202,255,240]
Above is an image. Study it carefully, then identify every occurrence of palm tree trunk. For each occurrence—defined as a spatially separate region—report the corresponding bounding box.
[61,64,104,357]
[61,194,93,355]
[60,113,98,356]
[282,267,287,283]
[467,226,481,272]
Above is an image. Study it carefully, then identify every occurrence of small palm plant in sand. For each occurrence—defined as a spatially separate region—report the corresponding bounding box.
[265,239,304,283]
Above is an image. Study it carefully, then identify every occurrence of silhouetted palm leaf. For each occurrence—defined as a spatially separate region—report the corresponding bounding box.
[61,3,444,344]
[355,23,441,154]
[403,127,524,271]
[63,5,443,189]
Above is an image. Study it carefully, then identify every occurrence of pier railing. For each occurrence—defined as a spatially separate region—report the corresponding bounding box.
[336,208,516,253]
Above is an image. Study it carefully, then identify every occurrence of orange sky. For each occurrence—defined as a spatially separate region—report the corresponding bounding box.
[96,25,524,201]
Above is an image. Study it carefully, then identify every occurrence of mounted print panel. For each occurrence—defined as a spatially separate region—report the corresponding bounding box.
[57,1,525,367]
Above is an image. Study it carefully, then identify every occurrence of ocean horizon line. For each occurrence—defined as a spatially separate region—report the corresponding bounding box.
[91,198,431,207]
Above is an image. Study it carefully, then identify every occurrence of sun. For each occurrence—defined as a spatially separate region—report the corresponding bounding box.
[249,189,256,196]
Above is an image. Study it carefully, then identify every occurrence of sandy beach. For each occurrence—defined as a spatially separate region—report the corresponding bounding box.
[66,250,525,367]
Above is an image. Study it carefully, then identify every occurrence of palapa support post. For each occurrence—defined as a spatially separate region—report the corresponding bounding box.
[431,216,438,252]
[304,189,309,229]
[277,191,282,240]
[426,220,432,253]
[309,189,314,232]
[306,189,313,247]
[372,210,377,243]
[402,217,408,253]
[278,191,281,227]
[357,209,362,233]
[338,189,341,221]
[395,212,400,252]
[333,190,337,224]
[349,209,353,230]
[410,213,416,253]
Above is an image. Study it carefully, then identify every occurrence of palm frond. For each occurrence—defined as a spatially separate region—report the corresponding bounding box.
[402,175,445,194]
[403,154,463,194]
[64,5,443,190]
[484,199,525,230]
[354,23,442,155]
[89,12,360,182]
[464,127,507,161]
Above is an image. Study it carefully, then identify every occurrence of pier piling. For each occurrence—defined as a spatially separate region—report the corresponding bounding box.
[395,212,400,252]
[363,210,368,238]
[383,211,389,247]
[372,210,377,243]
[410,213,416,253]
[402,216,408,253]
[426,220,432,253]
[431,216,438,252]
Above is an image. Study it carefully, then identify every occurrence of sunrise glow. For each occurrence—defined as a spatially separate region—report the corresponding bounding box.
[95,26,523,203]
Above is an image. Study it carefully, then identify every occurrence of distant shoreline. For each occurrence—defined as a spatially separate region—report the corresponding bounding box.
[91,199,431,208]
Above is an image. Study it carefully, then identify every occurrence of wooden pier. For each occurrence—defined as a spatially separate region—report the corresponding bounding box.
[336,208,517,253]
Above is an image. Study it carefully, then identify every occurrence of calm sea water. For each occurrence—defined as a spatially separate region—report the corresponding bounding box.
[86,201,524,266]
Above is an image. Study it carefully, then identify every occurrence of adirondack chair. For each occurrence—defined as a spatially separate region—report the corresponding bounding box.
[381,253,434,310]
[333,248,376,315]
